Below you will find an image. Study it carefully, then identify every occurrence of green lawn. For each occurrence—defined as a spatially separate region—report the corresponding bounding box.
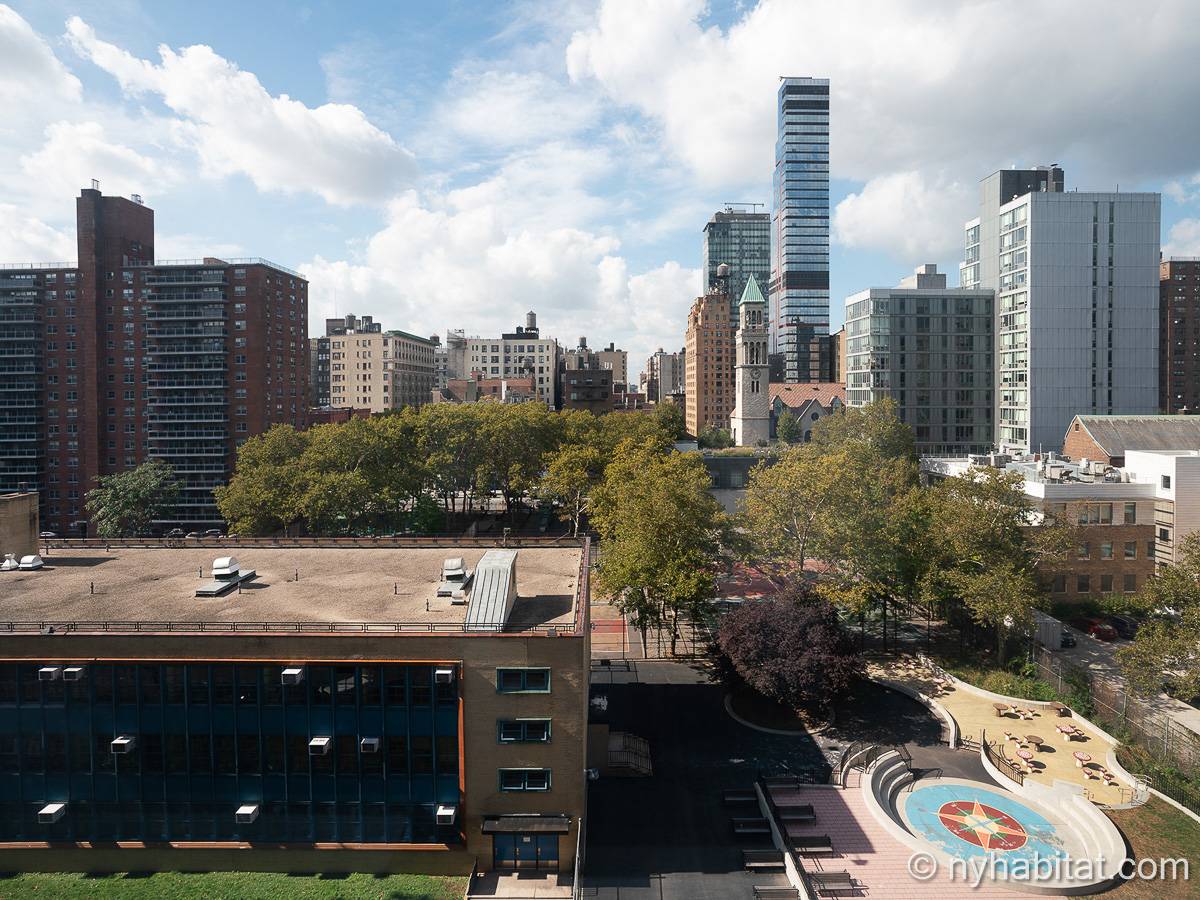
[1106,798,1200,898]
[0,871,467,900]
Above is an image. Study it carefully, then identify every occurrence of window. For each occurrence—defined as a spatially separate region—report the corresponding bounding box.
[1053,574,1066,593]
[1162,475,1172,489]
[1077,542,1090,560]
[1100,574,1113,592]
[1159,528,1171,542]
[1124,502,1137,525]
[496,668,550,693]
[1077,575,1090,593]
[498,719,551,743]
[1124,541,1137,559]
[1100,543,1113,560]
[1124,573,1137,593]
[499,768,551,791]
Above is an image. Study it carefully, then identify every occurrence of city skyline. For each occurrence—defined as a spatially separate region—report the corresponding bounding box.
[3,1,1200,371]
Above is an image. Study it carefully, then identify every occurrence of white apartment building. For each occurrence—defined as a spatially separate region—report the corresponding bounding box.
[328,328,435,413]
[464,311,559,407]
[961,166,1160,454]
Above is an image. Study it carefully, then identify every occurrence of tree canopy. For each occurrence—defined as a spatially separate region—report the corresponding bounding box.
[84,460,181,537]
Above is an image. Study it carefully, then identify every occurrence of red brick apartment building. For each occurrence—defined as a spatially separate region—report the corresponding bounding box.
[0,188,308,535]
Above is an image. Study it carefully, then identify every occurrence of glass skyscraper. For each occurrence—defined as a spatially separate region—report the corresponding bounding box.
[770,77,830,383]
[702,206,771,328]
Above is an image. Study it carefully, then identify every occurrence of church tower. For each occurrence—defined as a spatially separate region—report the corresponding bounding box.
[730,275,770,446]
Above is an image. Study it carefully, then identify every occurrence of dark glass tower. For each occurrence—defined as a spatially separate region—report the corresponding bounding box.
[702,206,771,329]
[770,77,830,383]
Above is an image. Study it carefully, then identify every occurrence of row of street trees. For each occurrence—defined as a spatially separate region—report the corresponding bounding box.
[213,402,685,536]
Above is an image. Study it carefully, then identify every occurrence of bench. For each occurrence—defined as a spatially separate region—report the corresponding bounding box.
[763,774,801,788]
[723,788,757,805]
[778,803,816,823]
[809,871,855,895]
[732,817,771,834]
[793,834,835,855]
[753,888,800,900]
[743,848,785,870]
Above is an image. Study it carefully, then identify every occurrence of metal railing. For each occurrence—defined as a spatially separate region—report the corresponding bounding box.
[0,620,578,637]
[981,729,1025,786]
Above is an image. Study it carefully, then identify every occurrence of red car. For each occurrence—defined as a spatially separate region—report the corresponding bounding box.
[1073,618,1117,642]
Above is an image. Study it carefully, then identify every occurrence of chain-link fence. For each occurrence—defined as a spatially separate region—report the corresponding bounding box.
[1032,645,1200,811]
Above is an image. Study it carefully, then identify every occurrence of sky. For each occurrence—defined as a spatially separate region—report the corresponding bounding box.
[3,0,1200,379]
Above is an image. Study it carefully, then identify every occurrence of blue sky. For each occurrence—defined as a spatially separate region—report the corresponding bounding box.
[3,1,1200,376]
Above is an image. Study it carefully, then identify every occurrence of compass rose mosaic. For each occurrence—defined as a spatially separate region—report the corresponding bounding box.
[936,799,1027,851]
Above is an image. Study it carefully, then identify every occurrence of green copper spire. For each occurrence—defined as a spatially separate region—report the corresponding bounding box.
[739,274,765,306]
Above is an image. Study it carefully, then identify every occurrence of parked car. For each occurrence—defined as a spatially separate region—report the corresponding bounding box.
[1106,615,1139,640]
[1059,628,1077,648]
[165,528,185,538]
[203,529,223,538]
[185,531,200,539]
[38,531,57,539]
[1073,617,1117,641]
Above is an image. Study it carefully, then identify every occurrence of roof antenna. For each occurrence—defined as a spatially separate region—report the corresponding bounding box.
[90,178,100,191]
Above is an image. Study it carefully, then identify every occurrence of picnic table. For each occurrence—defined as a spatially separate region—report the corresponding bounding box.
[993,702,1011,717]
[1049,701,1070,717]
[1073,751,1092,768]
[1025,734,1044,751]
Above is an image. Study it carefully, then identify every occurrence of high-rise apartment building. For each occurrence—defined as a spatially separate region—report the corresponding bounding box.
[961,166,1160,453]
[1159,258,1200,413]
[845,265,995,455]
[558,338,614,414]
[703,206,771,329]
[314,315,381,410]
[769,77,830,383]
[464,313,559,407]
[437,329,467,389]
[0,188,308,535]
[729,276,770,446]
[684,269,734,436]
[642,349,684,404]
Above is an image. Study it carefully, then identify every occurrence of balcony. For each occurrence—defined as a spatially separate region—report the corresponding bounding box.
[147,412,229,424]
[144,308,226,321]
[143,272,227,286]
[146,395,226,406]
[148,378,228,389]
[145,361,227,372]
[145,343,226,355]
[148,428,229,440]
[146,326,227,338]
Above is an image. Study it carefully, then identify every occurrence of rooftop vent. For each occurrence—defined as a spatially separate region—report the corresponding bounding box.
[235,804,259,824]
[212,556,239,578]
[18,555,44,570]
[38,803,66,824]
[0,554,17,572]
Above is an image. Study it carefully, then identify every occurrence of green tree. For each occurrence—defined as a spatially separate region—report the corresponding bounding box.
[775,409,802,444]
[923,467,1074,663]
[809,398,916,462]
[697,425,734,449]
[215,424,311,534]
[652,402,686,441]
[85,460,181,537]
[1118,532,1200,698]
[539,444,606,536]
[591,441,728,654]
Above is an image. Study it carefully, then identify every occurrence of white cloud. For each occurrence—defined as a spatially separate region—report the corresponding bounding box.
[0,205,75,264]
[834,171,972,260]
[1165,175,1200,205]
[1164,219,1200,257]
[0,4,81,118]
[440,69,600,151]
[568,0,1200,207]
[64,16,417,206]
[19,120,176,200]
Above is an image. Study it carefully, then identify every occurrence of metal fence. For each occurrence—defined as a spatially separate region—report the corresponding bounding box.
[1031,645,1200,811]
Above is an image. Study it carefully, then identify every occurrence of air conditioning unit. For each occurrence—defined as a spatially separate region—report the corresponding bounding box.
[62,666,86,681]
[235,804,259,824]
[436,804,456,826]
[38,666,61,682]
[308,736,331,755]
[360,737,380,754]
[281,667,305,685]
[111,735,137,754]
[434,667,455,684]
[38,803,66,824]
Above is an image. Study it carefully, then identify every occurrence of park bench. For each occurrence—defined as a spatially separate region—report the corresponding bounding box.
[723,788,757,805]
[743,848,785,870]
[763,774,802,789]
[753,887,801,900]
[809,871,856,895]
[792,834,835,855]
[732,817,771,834]
[778,803,816,823]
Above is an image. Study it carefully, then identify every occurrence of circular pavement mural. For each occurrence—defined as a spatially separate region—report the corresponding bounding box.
[900,781,1072,863]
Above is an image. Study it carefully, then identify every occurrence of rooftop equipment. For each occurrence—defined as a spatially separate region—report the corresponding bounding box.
[18,555,44,570]
[464,549,518,632]
[196,557,257,597]
[0,554,17,571]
